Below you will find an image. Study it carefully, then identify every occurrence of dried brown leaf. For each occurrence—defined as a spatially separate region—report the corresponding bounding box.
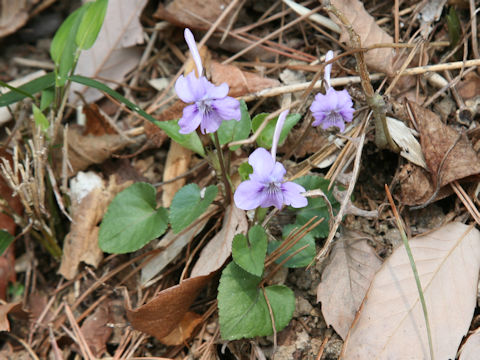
[70,0,147,103]
[80,303,112,358]
[59,175,132,280]
[161,141,192,207]
[154,0,230,30]
[459,327,480,360]
[317,231,382,340]
[54,125,132,178]
[341,222,480,359]
[326,0,396,75]
[210,61,280,97]
[126,273,212,340]
[159,311,203,346]
[191,205,248,277]
[0,302,29,331]
[458,72,480,100]
[82,103,117,136]
[143,120,168,148]
[0,1,35,38]
[411,102,480,187]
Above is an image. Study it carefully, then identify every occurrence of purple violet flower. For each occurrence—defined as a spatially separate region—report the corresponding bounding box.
[310,50,354,132]
[234,110,308,210]
[175,29,241,134]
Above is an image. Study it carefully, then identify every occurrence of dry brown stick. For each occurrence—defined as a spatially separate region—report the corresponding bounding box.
[451,181,480,226]
[469,0,479,60]
[316,131,366,261]
[64,303,95,360]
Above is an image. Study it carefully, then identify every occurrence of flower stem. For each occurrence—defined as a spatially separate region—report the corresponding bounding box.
[213,132,233,204]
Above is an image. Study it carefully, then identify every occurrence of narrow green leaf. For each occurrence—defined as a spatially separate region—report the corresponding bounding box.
[32,104,49,131]
[76,0,108,50]
[447,7,461,49]
[232,226,267,277]
[218,262,295,340]
[293,175,340,238]
[216,100,251,150]
[154,120,205,156]
[50,4,88,86]
[0,73,55,107]
[251,113,301,149]
[40,88,55,111]
[99,182,168,254]
[268,224,316,268]
[169,184,217,233]
[0,230,14,256]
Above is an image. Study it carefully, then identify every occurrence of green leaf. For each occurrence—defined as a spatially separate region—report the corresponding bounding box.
[232,226,267,276]
[216,100,251,150]
[76,0,108,50]
[32,104,49,131]
[0,230,14,256]
[268,224,316,268]
[218,262,295,340]
[50,4,89,86]
[293,176,339,238]
[169,184,217,233]
[0,73,55,107]
[251,113,301,149]
[40,88,54,111]
[99,182,168,253]
[447,7,461,49]
[154,120,205,156]
[238,162,253,181]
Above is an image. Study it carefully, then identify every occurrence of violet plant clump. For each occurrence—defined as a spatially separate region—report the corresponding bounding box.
[175,29,241,134]
[310,50,354,132]
[234,110,308,210]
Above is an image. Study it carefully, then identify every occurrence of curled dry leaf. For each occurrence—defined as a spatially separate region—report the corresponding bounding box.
[154,0,231,29]
[459,327,480,360]
[80,303,112,358]
[71,0,147,103]
[210,61,280,98]
[341,222,480,359]
[458,72,480,100]
[191,204,248,277]
[59,175,132,280]
[317,230,382,340]
[53,125,133,178]
[0,302,29,332]
[161,141,192,207]
[159,311,203,346]
[126,273,213,340]
[324,0,396,75]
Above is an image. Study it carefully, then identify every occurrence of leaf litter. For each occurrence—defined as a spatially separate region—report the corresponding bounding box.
[2,0,480,358]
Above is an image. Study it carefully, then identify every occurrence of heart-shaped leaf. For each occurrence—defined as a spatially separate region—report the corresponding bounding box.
[251,112,301,149]
[232,225,267,276]
[217,100,251,150]
[99,182,168,253]
[218,262,295,340]
[169,184,217,233]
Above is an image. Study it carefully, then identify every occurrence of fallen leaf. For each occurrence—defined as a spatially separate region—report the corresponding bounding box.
[80,303,112,358]
[159,311,203,346]
[53,125,133,178]
[59,175,131,280]
[154,0,231,30]
[0,302,29,331]
[341,222,480,359]
[459,327,480,360]
[161,141,192,207]
[82,103,117,136]
[70,0,147,103]
[317,230,382,340]
[419,0,448,37]
[191,204,248,277]
[143,119,168,148]
[126,273,212,340]
[411,101,480,187]
[210,61,280,98]
[458,72,480,100]
[325,0,396,75]
[0,1,35,38]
